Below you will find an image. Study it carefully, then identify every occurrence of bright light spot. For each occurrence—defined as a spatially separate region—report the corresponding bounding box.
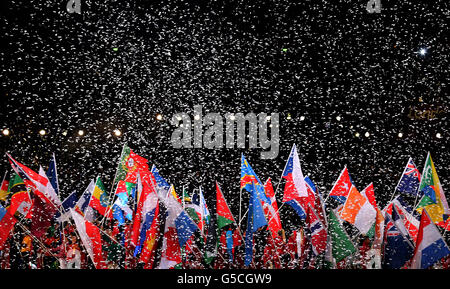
[419,48,427,56]
[39,129,46,136]
[286,113,291,120]
[2,129,10,136]
[398,132,403,138]
[78,130,84,136]
[156,114,163,121]
[194,115,200,120]
[229,115,236,121]
[113,129,122,137]
[365,131,370,138]
[300,116,305,121]
[436,132,442,139]
[355,132,360,137]
[266,115,271,121]
[62,131,68,136]
[336,116,341,121]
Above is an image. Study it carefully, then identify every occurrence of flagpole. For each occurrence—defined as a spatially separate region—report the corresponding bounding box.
[412,152,429,213]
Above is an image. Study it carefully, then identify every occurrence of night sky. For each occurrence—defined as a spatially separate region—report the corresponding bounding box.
[0,0,449,227]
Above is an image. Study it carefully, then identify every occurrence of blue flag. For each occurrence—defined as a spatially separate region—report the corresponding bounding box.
[54,191,78,222]
[46,153,59,196]
[244,182,268,266]
[396,158,421,196]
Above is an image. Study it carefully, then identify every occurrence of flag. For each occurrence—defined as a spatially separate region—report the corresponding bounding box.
[361,183,378,211]
[70,209,105,269]
[138,202,161,268]
[416,153,449,223]
[384,199,420,243]
[31,193,58,239]
[396,157,421,196]
[7,154,61,207]
[327,209,356,263]
[0,204,16,248]
[410,208,450,269]
[281,144,308,202]
[216,182,236,231]
[328,166,353,203]
[305,204,327,256]
[151,165,171,191]
[74,179,95,221]
[0,173,9,201]
[263,178,282,238]
[131,171,159,255]
[168,185,182,205]
[339,185,376,235]
[46,153,60,197]
[382,207,415,269]
[112,180,134,226]
[54,190,79,222]
[308,177,327,228]
[244,182,268,267]
[192,187,210,236]
[241,155,270,204]
[88,177,112,220]
[113,144,149,186]
[8,174,32,218]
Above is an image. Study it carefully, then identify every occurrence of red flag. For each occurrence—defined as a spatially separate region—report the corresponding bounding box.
[124,150,149,184]
[263,178,282,238]
[30,196,57,239]
[328,167,352,202]
[361,183,378,210]
[0,205,16,249]
[139,202,161,268]
[305,205,327,256]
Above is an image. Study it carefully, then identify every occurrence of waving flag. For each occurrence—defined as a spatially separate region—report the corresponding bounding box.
[241,155,270,204]
[263,178,282,238]
[216,182,236,230]
[7,154,61,207]
[138,202,161,268]
[361,183,378,211]
[382,205,415,269]
[74,179,95,221]
[113,144,149,186]
[244,182,268,267]
[192,187,210,235]
[339,185,376,235]
[396,157,421,196]
[71,209,105,269]
[88,177,112,220]
[328,166,353,203]
[384,198,420,243]
[0,204,17,248]
[131,171,159,255]
[151,165,171,191]
[54,191,79,222]
[112,180,134,226]
[410,208,450,269]
[8,173,32,218]
[416,153,449,224]
[327,209,355,263]
[306,204,327,256]
[281,144,308,202]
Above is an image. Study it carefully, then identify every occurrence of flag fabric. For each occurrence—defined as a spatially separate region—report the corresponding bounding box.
[131,171,159,255]
[240,155,270,204]
[54,191,79,222]
[305,204,327,256]
[0,204,17,248]
[384,198,420,243]
[339,185,376,235]
[151,165,171,191]
[113,144,149,186]
[281,144,308,202]
[327,209,356,263]
[396,157,421,196]
[361,183,378,211]
[244,182,268,267]
[7,173,33,218]
[382,207,415,269]
[70,209,105,269]
[216,182,236,231]
[328,166,353,203]
[138,202,161,268]
[410,208,450,269]
[168,185,182,205]
[74,179,95,221]
[263,178,282,238]
[192,187,210,236]
[88,177,112,220]
[416,153,449,224]
[46,153,60,197]
[30,193,58,239]
[112,180,134,226]
[0,173,9,201]
[7,154,61,207]
[183,188,200,223]
[156,182,199,249]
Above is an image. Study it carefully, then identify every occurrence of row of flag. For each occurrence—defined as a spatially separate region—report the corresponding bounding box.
[0,143,449,269]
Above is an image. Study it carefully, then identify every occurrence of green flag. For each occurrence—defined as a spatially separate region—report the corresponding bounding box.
[328,209,356,263]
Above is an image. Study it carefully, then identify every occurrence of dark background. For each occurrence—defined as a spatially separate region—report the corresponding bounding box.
[0,0,448,228]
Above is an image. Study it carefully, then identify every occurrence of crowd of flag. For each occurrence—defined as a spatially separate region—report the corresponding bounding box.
[0,143,450,269]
